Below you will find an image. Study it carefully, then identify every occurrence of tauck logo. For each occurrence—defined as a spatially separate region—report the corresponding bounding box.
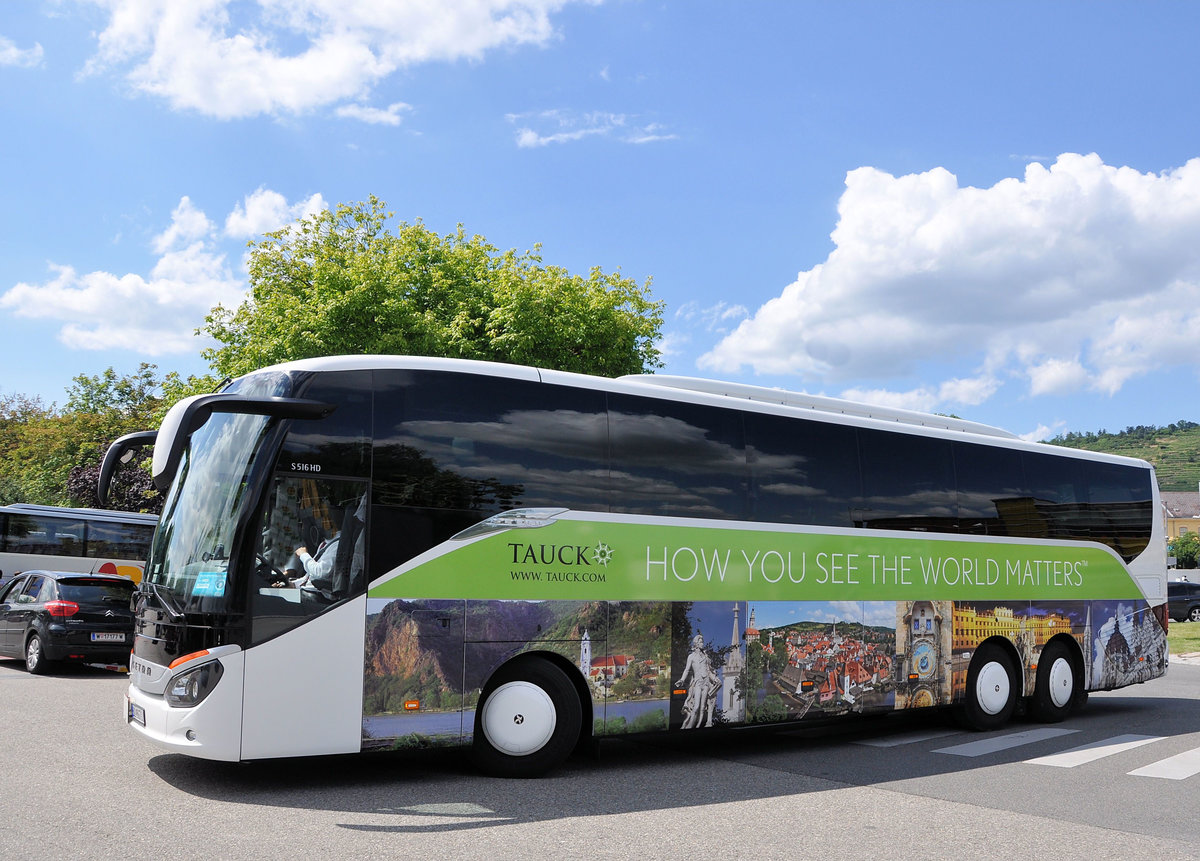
[592,542,614,567]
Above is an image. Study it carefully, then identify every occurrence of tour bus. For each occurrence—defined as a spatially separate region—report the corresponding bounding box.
[101,356,1168,777]
[0,503,156,587]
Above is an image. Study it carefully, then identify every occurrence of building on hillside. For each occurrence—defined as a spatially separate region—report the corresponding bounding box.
[1162,491,1200,542]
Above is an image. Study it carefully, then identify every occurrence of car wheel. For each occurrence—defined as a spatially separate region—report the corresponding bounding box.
[25,633,50,675]
[1189,606,1200,623]
[471,658,582,778]
[959,642,1017,731]
[1029,640,1078,723]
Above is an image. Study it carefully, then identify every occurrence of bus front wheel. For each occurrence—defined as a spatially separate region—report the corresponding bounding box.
[1029,640,1078,723]
[472,658,581,778]
[959,643,1017,731]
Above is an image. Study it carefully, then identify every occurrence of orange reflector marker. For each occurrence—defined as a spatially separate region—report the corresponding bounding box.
[1030,664,1038,671]
[168,650,211,670]
[404,700,420,711]
[673,689,687,696]
[908,673,919,682]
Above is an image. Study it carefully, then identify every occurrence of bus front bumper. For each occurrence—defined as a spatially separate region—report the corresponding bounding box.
[125,649,246,762]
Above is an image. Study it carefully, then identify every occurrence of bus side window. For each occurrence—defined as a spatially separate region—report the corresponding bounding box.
[954,442,1027,536]
[5,515,85,557]
[253,369,375,638]
[746,412,861,528]
[252,474,369,644]
[85,521,153,560]
[370,372,610,570]
[608,394,748,521]
[857,429,957,532]
[1082,460,1153,561]
[1023,451,1087,542]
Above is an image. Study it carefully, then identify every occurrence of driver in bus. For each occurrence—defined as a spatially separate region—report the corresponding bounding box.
[290,530,340,588]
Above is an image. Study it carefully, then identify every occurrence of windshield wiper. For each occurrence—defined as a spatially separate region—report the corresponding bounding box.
[142,582,186,621]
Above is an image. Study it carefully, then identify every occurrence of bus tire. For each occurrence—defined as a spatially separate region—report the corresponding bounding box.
[1029,640,1077,723]
[472,658,581,778]
[25,633,49,675]
[960,642,1017,731]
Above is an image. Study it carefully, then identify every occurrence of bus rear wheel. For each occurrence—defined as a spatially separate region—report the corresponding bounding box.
[1029,640,1078,723]
[472,658,581,778]
[959,643,1017,730]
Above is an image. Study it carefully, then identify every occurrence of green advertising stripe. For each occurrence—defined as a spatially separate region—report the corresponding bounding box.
[369,518,1141,602]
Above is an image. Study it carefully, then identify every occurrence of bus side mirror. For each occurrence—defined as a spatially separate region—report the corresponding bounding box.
[98,431,159,507]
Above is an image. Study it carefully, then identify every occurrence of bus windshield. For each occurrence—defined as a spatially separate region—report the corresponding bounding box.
[144,374,291,613]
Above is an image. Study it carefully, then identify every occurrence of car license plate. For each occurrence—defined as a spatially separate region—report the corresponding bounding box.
[91,632,125,642]
[128,698,146,727]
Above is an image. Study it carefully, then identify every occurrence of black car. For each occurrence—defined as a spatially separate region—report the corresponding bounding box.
[0,570,135,674]
[1168,579,1200,624]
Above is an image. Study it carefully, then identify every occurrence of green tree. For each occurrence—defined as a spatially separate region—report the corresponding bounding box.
[0,365,217,511]
[201,197,664,378]
[1170,533,1200,569]
[0,392,57,505]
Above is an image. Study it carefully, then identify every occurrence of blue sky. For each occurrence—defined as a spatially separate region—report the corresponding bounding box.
[3,2,1200,441]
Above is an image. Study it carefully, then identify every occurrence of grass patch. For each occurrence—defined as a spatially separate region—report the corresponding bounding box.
[1168,621,1200,656]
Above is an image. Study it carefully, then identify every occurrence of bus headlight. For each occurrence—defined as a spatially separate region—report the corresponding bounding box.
[165,661,224,708]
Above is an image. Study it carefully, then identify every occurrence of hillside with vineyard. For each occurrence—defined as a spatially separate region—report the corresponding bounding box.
[1048,421,1200,491]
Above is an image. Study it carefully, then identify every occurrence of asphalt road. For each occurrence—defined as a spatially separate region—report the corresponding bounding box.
[1,657,1198,861]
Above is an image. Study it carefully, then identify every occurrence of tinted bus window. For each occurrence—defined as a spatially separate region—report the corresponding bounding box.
[376,372,608,512]
[954,442,1028,536]
[2,515,85,557]
[372,371,609,568]
[1022,451,1087,542]
[857,429,957,531]
[86,521,153,559]
[608,394,747,520]
[281,372,373,478]
[1082,460,1153,560]
[746,412,861,527]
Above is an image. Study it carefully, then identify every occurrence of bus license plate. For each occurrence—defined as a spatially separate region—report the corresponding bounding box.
[128,699,145,727]
[91,632,125,642]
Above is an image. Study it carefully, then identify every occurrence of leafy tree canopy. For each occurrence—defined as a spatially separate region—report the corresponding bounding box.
[200,197,665,379]
[1170,532,1200,570]
[0,364,217,512]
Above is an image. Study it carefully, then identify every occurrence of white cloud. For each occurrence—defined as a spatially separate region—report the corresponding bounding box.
[838,375,998,413]
[701,153,1200,410]
[0,35,44,67]
[224,188,327,239]
[655,330,689,360]
[0,189,318,355]
[508,109,675,147]
[675,300,749,333]
[1019,421,1066,444]
[151,197,214,254]
[78,0,581,119]
[335,101,412,125]
[1027,356,1089,396]
[624,122,678,145]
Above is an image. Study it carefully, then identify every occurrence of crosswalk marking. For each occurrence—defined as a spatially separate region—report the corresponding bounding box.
[1024,734,1163,768]
[852,725,1200,780]
[932,727,1079,757]
[853,728,960,748]
[1128,747,1200,780]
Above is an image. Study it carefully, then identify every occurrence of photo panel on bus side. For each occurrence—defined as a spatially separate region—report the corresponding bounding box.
[360,599,674,749]
[669,601,899,730]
